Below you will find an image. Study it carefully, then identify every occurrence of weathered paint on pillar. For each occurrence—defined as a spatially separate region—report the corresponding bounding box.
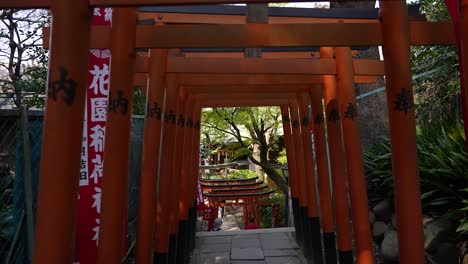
[188,105,202,210]
[380,1,425,263]
[188,106,202,254]
[169,92,187,234]
[98,8,137,264]
[320,47,353,264]
[280,104,304,246]
[176,96,195,264]
[179,96,195,220]
[34,0,92,262]
[297,92,319,218]
[298,92,323,264]
[279,105,299,200]
[289,98,309,208]
[289,98,311,252]
[309,84,337,264]
[155,74,180,259]
[168,90,186,264]
[335,46,373,264]
[135,49,168,264]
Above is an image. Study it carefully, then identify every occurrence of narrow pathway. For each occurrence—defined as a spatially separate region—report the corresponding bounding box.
[190,227,307,264]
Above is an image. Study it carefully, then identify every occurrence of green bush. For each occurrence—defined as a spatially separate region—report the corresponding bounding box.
[230,147,253,161]
[259,191,286,228]
[227,169,257,180]
[277,149,287,165]
[364,121,467,235]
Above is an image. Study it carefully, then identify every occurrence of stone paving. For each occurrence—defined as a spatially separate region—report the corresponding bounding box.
[190,228,307,264]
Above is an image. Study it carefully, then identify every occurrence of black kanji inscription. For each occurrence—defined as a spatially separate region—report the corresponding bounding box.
[328,108,340,123]
[186,118,194,128]
[194,120,201,129]
[301,116,309,127]
[314,113,324,127]
[177,114,185,126]
[147,102,162,120]
[292,120,300,128]
[108,90,129,115]
[164,109,176,124]
[282,115,290,123]
[344,103,358,120]
[48,67,77,105]
[393,88,414,115]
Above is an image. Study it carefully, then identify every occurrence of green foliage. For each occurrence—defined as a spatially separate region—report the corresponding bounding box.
[201,107,285,192]
[231,147,253,161]
[364,121,468,234]
[201,170,257,180]
[201,172,223,180]
[277,149,287,165]
[259,191,286,228]
[227,169,257,180]
[201,107,281,150]
[458,189,468,235]
[410,0,461,122]
[132,86,147,115]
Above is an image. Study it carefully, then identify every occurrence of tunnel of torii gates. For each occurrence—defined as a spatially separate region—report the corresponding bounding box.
[5,0,468,264]
[199,176,274,227]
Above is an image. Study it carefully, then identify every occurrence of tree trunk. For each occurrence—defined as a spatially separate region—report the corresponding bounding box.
[248,155,287,194]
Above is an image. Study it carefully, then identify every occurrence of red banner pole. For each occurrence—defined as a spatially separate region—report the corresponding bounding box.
[74,7,113,264]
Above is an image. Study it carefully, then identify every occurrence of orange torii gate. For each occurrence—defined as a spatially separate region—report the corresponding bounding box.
[4,1,468,264]
[187,86,358,263]
[200,177,274,228]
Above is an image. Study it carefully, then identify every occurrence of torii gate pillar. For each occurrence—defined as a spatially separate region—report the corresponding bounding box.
[380,1,425,263]
[33,1,92,263]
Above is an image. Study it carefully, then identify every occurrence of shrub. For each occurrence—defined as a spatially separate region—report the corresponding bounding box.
[277,149,287,165]
[201,172,223,180]
[259,191,286,228]
[227,169,257,180]
[364,121,467,235]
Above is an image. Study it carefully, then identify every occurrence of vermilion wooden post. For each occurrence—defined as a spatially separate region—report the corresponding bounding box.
[335,46,374,264]
[155,73,180,263]
[168,91,187,264]
[380,1,425,263]
[33,0,92,262]
[289,98,310,253]
[178,96,196,264]
[321,47,353,264]
[279,105,303,244]
[309,85,337,264]
[188,106,202,253]
[297,92,323,264]
[136,49,168,264]
[98,8,137,264]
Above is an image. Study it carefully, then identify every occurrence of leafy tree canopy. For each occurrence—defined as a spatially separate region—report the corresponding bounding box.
[201,106,287,193]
